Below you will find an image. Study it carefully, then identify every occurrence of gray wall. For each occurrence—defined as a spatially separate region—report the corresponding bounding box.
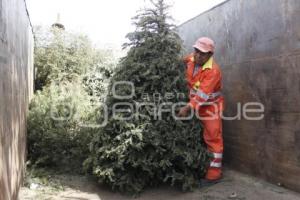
[178,0,300,192]
[0,0,34,199]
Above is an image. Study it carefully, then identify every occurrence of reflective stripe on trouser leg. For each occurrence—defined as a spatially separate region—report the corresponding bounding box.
[209,152,222,168]
[212,152,223,159]
[210,161,222,168]
[206,155,222,179]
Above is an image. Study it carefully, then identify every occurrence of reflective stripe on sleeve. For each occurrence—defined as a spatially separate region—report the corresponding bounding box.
[190,89,209,101]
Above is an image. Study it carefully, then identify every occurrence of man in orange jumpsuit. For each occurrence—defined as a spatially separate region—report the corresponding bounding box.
[178,37,224,186]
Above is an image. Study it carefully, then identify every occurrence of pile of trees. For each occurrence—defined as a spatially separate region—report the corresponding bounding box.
[27,26,114,172]
[27,0,209,194]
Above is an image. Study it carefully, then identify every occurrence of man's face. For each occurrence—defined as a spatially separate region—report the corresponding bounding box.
[194,48,212,65]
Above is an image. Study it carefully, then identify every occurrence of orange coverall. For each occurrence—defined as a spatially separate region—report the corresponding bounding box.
[184,54,224,180]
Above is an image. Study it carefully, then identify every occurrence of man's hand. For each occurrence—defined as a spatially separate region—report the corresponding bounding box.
[177,104,192,118]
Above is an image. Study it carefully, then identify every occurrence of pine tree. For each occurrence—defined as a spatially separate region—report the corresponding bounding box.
[87,0,209,194]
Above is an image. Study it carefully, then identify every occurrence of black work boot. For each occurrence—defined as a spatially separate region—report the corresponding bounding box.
[199,178,221,187]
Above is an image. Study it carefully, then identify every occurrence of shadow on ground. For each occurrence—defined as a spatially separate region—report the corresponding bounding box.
[19,169,300,200]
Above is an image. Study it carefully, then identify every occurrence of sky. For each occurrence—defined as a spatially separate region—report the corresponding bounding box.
[26,0,225,49]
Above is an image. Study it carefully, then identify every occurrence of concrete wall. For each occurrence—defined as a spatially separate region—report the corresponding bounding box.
[178,0,300,192]
[0,0,34,199]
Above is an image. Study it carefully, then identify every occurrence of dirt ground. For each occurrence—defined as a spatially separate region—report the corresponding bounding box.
[19,169,300,200]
